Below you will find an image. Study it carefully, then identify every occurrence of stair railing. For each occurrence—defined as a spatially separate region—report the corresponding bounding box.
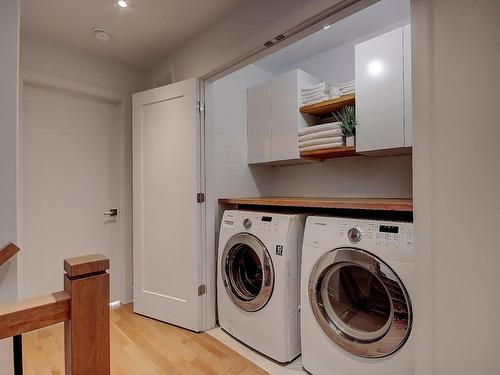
[0,245,110,375]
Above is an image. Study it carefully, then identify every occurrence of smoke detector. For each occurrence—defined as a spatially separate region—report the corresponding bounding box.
[92,28,111,42]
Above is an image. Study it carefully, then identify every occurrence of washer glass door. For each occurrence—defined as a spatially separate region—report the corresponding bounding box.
[309,247,412,358]
[222,233,274,312]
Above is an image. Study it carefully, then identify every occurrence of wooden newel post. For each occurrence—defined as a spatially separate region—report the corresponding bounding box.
[63,254,110,375]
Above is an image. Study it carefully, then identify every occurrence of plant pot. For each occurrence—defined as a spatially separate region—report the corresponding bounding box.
[346,136,355,147]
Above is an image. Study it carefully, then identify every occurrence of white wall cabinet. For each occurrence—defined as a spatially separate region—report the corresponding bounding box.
[247,81,271,164]
[355,25,412,153]
[247,69,319,165]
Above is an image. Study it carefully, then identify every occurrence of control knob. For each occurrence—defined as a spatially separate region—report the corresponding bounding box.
[348,227,362,243]
[243,218,252,230]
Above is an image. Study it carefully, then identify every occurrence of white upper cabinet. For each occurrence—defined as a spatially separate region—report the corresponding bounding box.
[355,26,412,153]
[403,24,412,147]
[247,81,271,164]
[247,69,319,165]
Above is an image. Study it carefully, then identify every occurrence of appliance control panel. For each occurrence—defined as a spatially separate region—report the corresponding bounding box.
[221,210,291,236]
[339,222,413,249]
[301,217,415,263]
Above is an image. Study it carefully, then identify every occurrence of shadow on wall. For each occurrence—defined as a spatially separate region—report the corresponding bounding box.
[269,154,413,198]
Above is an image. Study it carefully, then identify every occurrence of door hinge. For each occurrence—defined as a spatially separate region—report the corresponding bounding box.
[196,101,205,113]
[198,284,206,296]
[197,193,205,203]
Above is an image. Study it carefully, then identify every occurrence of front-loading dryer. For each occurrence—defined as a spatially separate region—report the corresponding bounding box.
[217,210,305,363]
[301,216,414,375]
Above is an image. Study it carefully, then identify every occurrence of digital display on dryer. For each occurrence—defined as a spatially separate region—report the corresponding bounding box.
[261,216,272,222]
[379,225,399,233]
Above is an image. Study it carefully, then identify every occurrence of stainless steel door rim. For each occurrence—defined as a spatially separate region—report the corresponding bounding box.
[222,233,274,312]
[308,247,412,358]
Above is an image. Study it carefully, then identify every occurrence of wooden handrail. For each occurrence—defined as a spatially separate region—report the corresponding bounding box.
[0,291,70,339]
[0,242,20,266]
[0,252,110,375]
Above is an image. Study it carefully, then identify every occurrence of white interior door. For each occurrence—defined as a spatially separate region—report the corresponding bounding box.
[133,78,205,332]
[21,83,123,302]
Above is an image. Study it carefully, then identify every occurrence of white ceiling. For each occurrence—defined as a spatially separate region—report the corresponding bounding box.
[21,0,243,70]
[254,0,410,73]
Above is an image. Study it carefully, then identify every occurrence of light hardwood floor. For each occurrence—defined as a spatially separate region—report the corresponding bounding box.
[23,303,268,375]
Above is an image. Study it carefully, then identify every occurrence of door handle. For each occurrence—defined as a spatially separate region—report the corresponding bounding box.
[104,208,118,217]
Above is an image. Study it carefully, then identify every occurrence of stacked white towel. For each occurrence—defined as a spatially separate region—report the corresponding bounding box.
[298,122,344,152]
[301,80,354,106]
[339,79,355,95]
[301,82,331,105]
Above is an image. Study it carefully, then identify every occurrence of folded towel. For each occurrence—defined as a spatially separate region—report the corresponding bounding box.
[339,80,354,88]
[299,136,344,148]
[298,128,343,141]
[299,142,344,152]
[298,122,342,136]
[301,82,330,93]
[302,96,329,106]
[330,86,341,98]
[339,89,355,95]
[301,90,327,99]
[301,92,328,100]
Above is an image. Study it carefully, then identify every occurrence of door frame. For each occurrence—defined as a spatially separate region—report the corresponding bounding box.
[17,69,133,303]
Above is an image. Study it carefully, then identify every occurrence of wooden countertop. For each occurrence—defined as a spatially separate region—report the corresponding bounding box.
[218,197,413,212]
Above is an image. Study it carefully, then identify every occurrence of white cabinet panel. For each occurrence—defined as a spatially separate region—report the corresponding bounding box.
[403,24,413,147]
[247,69,319,165]
[247,81,271,164]
[271,71,301,162]
[356,27,405,153]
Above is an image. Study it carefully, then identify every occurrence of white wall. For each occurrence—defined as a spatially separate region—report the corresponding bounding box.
[412,0,500,374]
[205,65,275,322]
[21,35,147,94]
[0,1,20,373]
[19,37,143,302]
[271,155,412,197]
[148,0,360,85]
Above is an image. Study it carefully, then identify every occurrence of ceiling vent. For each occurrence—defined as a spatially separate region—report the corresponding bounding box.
[92,27,111,42]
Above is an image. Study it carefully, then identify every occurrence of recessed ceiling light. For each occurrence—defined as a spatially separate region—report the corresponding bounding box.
[117,0,128,8]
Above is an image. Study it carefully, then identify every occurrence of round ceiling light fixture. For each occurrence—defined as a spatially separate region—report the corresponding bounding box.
[117,0,128,7]
[92,27,111,42]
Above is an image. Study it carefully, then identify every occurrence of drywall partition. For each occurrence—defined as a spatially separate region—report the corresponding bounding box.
[205,65,274,325]
[18,39,141,304]
[271,156,412,198]
[412,0,500,374]
[0,1,20,373]
[21,35,148,94]
[148,0,372,86]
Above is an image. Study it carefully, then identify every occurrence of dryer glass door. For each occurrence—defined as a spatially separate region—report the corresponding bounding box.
[309,247,412,358]
[222,233,274,312]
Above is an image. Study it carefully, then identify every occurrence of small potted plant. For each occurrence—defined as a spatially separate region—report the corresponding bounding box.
[334,106,357,147]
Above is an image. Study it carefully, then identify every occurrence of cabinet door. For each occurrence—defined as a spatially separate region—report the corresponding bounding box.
[270,71,300,162]
[403,24,412,147]
[247,81,271,164]
[355,27,404,152]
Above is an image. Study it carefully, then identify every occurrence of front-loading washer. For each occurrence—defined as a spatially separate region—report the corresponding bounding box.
[217,210,305,363]
[301,216,414,375]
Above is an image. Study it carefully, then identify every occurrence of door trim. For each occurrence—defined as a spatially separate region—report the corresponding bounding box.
[17,69,133,303]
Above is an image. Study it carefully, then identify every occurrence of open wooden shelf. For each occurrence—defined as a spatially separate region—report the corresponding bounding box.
[219,197,413,212]
[0,242,20,267]
[300,93,355,117]
[300,146,358,160]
